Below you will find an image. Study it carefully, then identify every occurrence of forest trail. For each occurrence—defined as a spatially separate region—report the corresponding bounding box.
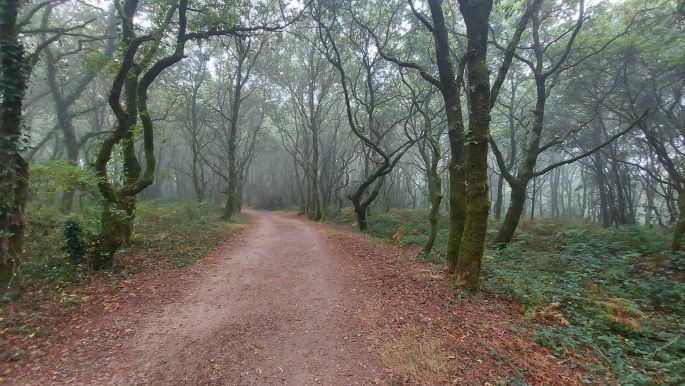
[15,210,385,385]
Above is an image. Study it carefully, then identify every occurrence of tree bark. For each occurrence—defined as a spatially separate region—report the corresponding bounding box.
[425,0,467,274]
[92,0,187,262]
[353,201,368,231]
[423,140,442,253]
[222,43,244,220]
[672,191,685,251]
[455,0,493,291]
[494,174,504,220]
[496,183,526,244]
[0,0,28,297]
[308,121,322,220]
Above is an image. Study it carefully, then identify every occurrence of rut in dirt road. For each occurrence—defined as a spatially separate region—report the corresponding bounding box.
[27,210,385,386]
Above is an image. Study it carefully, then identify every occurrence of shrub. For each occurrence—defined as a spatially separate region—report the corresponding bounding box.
[62,219,85,265]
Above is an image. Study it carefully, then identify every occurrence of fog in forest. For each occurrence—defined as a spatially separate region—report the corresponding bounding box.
[1,0,684,384]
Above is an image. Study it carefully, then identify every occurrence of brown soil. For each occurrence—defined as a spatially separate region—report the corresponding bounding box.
[2,210,583,385]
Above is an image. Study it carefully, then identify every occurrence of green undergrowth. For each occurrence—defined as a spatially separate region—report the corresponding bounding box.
[129,201,245,268]
[326,207,685,385]
[18,200,242,296]
[324,207,452,246]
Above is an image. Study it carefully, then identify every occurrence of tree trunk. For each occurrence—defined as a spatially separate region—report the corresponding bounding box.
[92,199,130,269]
[121,75,140,246]
[495,183,526,244]
[307,85,322,221]
[454,0,492,291]
[594,156,611,227]
[353,201,368,231]
[423,170,442,253]
[672,191,685,251]
[550,168,560,217]
[223,67,242,220]
[0,0,27,298]
[424,0,467,274]
[308,140,322,221]
[645,184,655,226]
[530,179,537,220]
[444,160,466,273]
[191,150,205,202]
[494,173,504,220]
[0,158,27,297]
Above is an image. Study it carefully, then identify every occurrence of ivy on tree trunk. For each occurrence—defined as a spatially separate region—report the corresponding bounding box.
[0,0,28,297]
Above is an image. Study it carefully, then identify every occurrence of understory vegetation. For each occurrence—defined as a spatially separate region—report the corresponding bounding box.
[327,208,685,385]
[14,190,242,303]
[1,194,243,362]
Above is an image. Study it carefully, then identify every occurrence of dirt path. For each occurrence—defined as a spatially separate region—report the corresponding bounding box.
[7,210,584,385]
[12,210,385,385]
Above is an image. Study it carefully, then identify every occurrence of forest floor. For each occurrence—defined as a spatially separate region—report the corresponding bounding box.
[2,210,583,385]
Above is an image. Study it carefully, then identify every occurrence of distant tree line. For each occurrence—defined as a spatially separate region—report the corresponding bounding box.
[0,0,682,296]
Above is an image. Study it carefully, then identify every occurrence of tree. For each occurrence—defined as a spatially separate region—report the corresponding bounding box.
[198,36,265,220]
[315,5,418,231]
[43,4,115,211]
[272,26,335,221]
[90,0,305,265]
[0,0,28,296]
[401,77,444,253]
[355,0,539,286]
[174,47,212,202]
[91,0,192,267]
[453,0,493,291]
[490,0,647,244]
[1,0,93,296]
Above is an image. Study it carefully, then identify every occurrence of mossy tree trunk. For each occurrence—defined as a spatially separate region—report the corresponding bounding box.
[91,200,129,269]
[493,174,504,220]
[423,136,442,253]
[307,121,322,221]
[189,76,207,203]
[444,137,466,273]
[424,171,442,253]
[0,0,28,297]
[92,0,190,265]
[305,50,325,222]
[352,202,368,231]
[191,150,205,202]
[361,0,538,274]
[455,0,493,292]
[425,0,467,274]
[495,182,526,245]
[222,65,240,220]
